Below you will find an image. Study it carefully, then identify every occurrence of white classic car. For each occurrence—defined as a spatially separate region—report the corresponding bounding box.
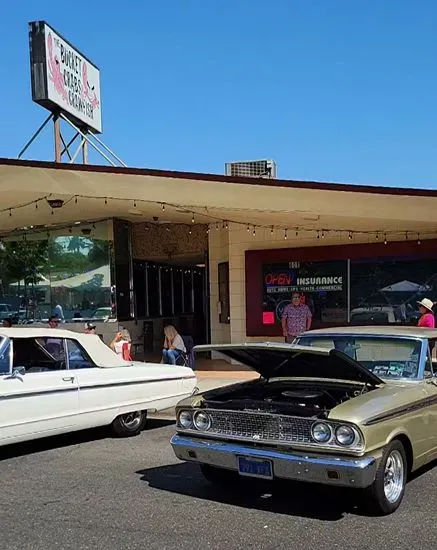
[0,327,197,446]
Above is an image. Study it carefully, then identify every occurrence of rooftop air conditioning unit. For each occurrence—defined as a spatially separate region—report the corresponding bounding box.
[225,159,277,179]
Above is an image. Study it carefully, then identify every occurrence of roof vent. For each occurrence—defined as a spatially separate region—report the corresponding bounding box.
[225,159,277,179]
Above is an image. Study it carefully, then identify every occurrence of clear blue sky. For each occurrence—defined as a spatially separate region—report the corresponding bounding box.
[2,1,437,187]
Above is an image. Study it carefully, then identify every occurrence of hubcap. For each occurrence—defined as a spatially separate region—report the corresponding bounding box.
[120,411,142,430]
[383,450,404,504]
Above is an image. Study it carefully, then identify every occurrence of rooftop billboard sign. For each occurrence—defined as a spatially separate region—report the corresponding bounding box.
[29,21,102,133]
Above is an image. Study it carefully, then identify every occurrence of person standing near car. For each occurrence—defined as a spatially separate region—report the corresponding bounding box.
[281,292,312,343]
[417,298,435,328]
[84,322,97,335]
[110,329,132,360]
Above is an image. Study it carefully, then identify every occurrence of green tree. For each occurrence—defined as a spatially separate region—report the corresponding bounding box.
[88,240,110,268]
[0,240,49,302]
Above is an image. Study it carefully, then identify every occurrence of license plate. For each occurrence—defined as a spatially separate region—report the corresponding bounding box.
[237,456,273,479]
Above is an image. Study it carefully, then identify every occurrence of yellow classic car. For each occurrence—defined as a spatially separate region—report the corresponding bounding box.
[170,326,437,515]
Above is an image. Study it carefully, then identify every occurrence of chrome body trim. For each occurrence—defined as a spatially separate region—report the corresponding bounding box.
[171,434,378,488]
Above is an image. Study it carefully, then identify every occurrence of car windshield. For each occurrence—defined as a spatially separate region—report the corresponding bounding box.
[296,335,422,379]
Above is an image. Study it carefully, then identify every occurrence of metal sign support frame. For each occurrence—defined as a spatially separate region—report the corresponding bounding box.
[17,113,127,167]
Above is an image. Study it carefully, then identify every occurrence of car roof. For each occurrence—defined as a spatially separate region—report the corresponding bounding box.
[300,325,437,339]
[0,327,128,368]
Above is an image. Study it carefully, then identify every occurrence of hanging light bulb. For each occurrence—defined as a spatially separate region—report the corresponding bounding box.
[384,234,388,245]
[405,232,408,240]
[35,201,38,210]
[295,230,299,237]
[8,209,11,217]
[162,203,165,211]
[375,233,379,240]
[75,197,78,204]
[206,226,210,234]
[191,213,195,223]
[348,231,352,240]
[225,221,229,230]
[133,200,137,208]
[189,227,192,235]
[246,224,250,232]
[104,198,108,205]
[270,226,274,235]
[284,229,288,240]
[417,233,421,245]
[317,231,320,239]
[252,226,256,236]
[216,223,220,231]
[321,230,325,238]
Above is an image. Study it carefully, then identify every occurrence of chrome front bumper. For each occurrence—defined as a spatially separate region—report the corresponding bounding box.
[171,434,378,489]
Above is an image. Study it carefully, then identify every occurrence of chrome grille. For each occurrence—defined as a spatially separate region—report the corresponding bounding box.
[205,409,313,444]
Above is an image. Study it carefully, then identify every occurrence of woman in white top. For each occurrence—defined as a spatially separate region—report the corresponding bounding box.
[110,328,132,360]
[162,325,186,365]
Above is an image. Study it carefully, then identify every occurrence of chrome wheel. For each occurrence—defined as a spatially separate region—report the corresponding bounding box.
[119,411,142,430]
[384,449,404,504]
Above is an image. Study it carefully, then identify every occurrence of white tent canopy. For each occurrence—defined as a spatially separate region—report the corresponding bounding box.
[10,265,110,290]
[51,265,110,289]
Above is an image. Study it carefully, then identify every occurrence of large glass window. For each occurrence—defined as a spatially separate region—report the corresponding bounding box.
[183,270,193,313]
[173,269,183,314]
[262,260,348,328]
[160,267,173,316]
[0,221,115,325]
[131,262,205,319]
[147,264,160,317]
[350,258,437,325]
[133,262,146,318]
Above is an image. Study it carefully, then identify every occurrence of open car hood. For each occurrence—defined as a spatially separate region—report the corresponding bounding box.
[194,343,384,386]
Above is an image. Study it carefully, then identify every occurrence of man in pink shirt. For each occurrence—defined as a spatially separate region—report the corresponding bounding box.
[282,292,312,343]
[417,298,435,328]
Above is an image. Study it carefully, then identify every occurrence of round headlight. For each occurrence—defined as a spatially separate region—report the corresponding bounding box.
[311,422,332,443]
[335,425,356,446]
[193,411,211,431]
[178,410,193,429]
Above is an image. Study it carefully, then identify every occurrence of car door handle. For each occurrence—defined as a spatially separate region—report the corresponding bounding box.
[62,376,75,383]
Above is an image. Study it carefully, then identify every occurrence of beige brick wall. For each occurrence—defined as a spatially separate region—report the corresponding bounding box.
[208,227,231,349]
[209,223,355,346]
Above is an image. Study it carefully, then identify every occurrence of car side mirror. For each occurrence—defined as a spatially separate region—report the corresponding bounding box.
[11,366,26,378]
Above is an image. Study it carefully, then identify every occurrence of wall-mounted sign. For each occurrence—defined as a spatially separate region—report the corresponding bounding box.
[262,260,348,323]
[264,269,344,294]
[29,21,102,133]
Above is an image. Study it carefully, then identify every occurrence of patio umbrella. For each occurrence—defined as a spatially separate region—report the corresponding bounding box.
[379,280,431,293]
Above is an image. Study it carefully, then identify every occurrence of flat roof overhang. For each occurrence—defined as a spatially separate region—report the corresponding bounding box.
[0,158,436,241]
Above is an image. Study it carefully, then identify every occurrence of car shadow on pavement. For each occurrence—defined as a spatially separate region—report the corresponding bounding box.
[409,457,437,481]
[0,418,174,461]
[136,462,367,521]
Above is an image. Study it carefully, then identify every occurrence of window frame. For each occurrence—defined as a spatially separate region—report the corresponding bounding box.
[65,338,96,370]
[11,337,68,373]
[0,337,12,375]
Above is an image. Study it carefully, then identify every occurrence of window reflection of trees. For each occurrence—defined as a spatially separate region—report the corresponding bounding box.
[0,229,113,324]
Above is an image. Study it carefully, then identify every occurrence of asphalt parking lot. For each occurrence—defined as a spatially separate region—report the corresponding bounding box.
[1,418,436,550]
